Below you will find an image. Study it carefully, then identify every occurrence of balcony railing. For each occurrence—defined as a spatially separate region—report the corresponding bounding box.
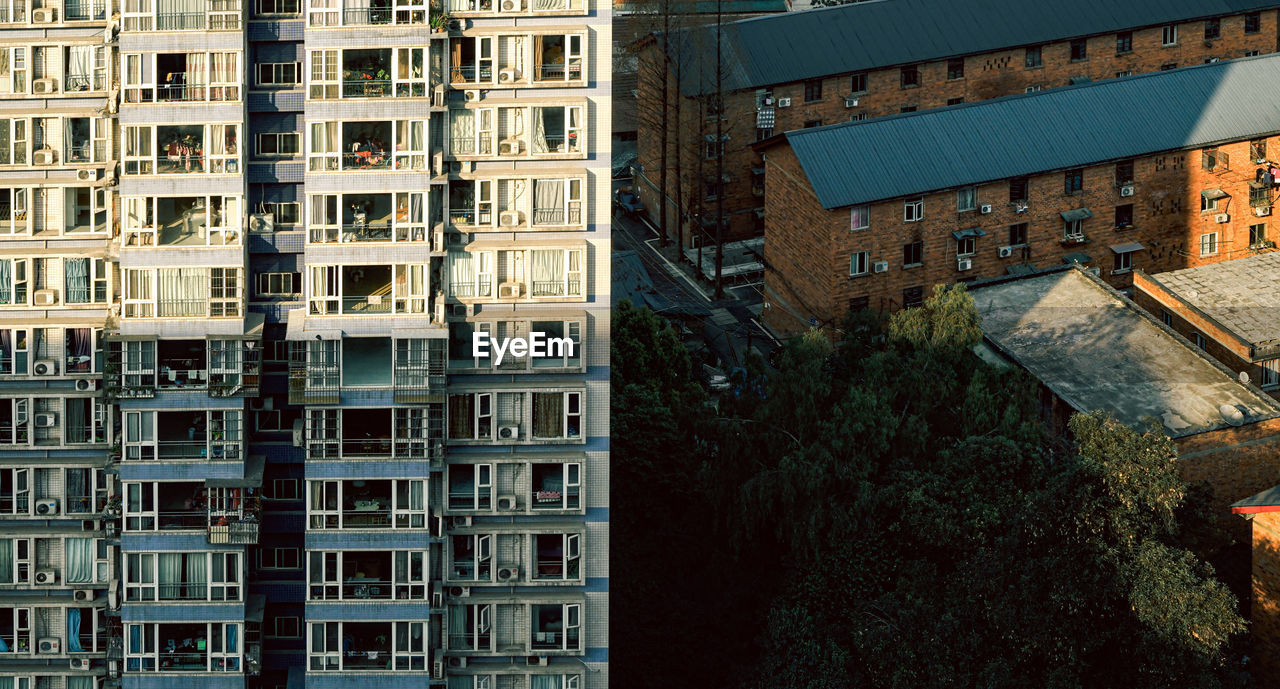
[341,79,391,98]
[341,438,392,457]
[342,295,393,314]
[65,74,95,92]
[531,631,570,650]
[341,6,392,23]
[342,578,392,599]
[450,66,492,84]
[451,138,476,156]
[533,207,581,225]
[531,488,578,509]
[0,496,29,514]
[534,63,582,81]
[156,510,207,530]
[64,0,106,19]
[532,280,579,297]
[340,508,392,528]
[208,520,258,544]
[449,282,491,298]
[447,633,491,652]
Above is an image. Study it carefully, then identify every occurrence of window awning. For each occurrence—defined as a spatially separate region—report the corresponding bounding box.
[1201,188,1229,201]
[1110,242,1145,254]
[1060,208,1093,222]
[756,107,776,129]
[951,227,987,240]
[1062,252,1092,265]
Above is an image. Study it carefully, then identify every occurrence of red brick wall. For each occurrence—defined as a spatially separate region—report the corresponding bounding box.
[1250,511,1280,687]
[1177,420,1280,531]
[637,10,1280,248]
[762,133,1280,334]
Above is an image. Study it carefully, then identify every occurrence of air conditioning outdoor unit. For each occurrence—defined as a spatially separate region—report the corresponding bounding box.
[497,495,517,511]
[75,378,96,392]
[956,258,973,271]
[36,413,57,428]
[74,589,95,602]
[498,68,519,83]
[37,637,61,654]
[872,261,888,274]
[34,289,57,306]
[249,213,273,232]
[32,148,56,166]
[776,97,791,107]
[70,657,91,670]
[1120,185,1135,197]
[499,210,523,226]
[33,78,58,94]
[1215,213,1231,223]
[432,660,444,679]
[979,203,993,214]
[998,246,1015,258]
[76,168,98,182]
[844,96,858,108]
[498,425,519,440]
[1257,206,1272,217]
[32,7,55,22]
[527,655,549,666]
[448,586,471,598]
[497,566,519,582]
[35,568,58,585]
[464,89,481,102]
[292,418,305,448]
[498,139,523,155]
[498,282,521,299]
[500,0,522,9]
[36,499,59,516]
[33,359,57,376]
[450,515,472,528]
[447,656,467,668]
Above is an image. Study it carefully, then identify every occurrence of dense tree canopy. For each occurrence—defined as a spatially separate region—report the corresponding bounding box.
[611,287,1248,689]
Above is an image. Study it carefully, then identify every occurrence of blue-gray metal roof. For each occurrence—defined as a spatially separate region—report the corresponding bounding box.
[782,55,1280,210]
[668,0,1280,96]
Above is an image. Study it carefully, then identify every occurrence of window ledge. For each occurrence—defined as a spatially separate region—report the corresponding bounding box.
[902,262,923,270]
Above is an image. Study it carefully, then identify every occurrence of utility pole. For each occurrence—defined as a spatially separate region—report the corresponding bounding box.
[713,0,725,299]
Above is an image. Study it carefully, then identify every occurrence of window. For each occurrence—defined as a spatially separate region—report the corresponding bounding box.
[256,272,300,297]
[1160,63,1178,71]
[1070,39,1087,61]
[1108,204,1133,230]
[1161,310,1173,326]
[1193,332,1208,350]
[703,139,724,159]
[272,617,301,639]
[1205,18,1220,40]
[1116,70,1133,78]
[1253,139,1269,162]
[1246,12,1261,34]
[803,79,822,102]
[264,202,300,226]
[256,132,299,158]
[803,119,823,128]
[1251,223,1267,247]
[259,547,301,570]
[532,391,583,439]
[1009,177,1028,203]
[957,187,977,212]
[703,182,720,202]
[1201,190,1225,213]
[1064,217,1085,241]
[1200,232,1219,256]
[900,65,919,88]
[1025,85,1042,93]
[850,72,867,93]
[308,49,339,98]
[1115,159,1134,186]
[849,251,869,276]
[902,286,924,308]
[903,241,923,266]
[899,106,916,113]
[1116,31,1132,54]
[947,58,964,80]
[756,127,773,141]
[265,478,300,500]
[1113,250,1132,273]
[848,296,869,312]
[65,258,108,304]
[1162,24,1178,46]
[256,62,301,86]
[1025,46,1042,68]
[903,197,924,222]
[947,97,964,106]
[257,0,300,14]
[850,205,869,231]
[849,113,867,122]
[1064,169,1083,194]
[1246,50,1261,57]
[956,237,975,256]
[1262,359,1280,389]
[1008,223,1028,246]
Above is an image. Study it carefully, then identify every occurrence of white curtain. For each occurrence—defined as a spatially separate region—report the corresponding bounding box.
[186,552,207,596]
[158,552,183,597]
[185,53,207,92]
[65,257,89,303]
[68,678,95,689]
[531,249,562,284]
[66,537,94,583]
[0,259,10,303]
[449,252,474,292]
[534,179,563,224]
[67,46,93,87]
[450,111,473,153]
[157,268,207,317]
[447,606,467,643]
[531,107,548,154]
[531,677,561,689]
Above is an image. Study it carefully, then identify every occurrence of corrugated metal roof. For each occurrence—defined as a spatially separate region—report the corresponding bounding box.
[668,0,1280,96]
[783,55,1280,209]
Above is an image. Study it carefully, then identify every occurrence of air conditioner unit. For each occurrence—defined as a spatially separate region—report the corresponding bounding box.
[70,657,91,670]
[34,289,57,306]
[37,637,61,654]
[249,213,274,232]
[464,89,481,102]
[956,258,973,271]
[432,660,444,679]
[497,566,519,582]
[498,425,519,440]
[448,586,471,598]
[81,519,100,531]
[76,168,98,182]
[35,413,57,428]
[447,656,467,668]
[1257,206,1272,217]
[498,139,523,156]
[75,379,96,391]
[33,359,57,376]
[979,203,992,214]
[35,568,58,585]
[74,589,96,603]
[497,495,517,511]
[36,499,59,515]
[776,97,791,107]
[998,246,1014,258]
[527,655,549,666]
[498,68,519,83]
[32,7,55,22]
[33,78,58,94]
[32,148,56,166]
[1215,213,1231,223]
[499,210,523,226]
[1120,185,1135,197]
[872,261,888,274]
[292,418,305,448]
[457,160,473,174]
[498,282,521,299]
[431,584,443,608]
[449,515,472,528]
[500,0,522,9]
[844,96,858,108]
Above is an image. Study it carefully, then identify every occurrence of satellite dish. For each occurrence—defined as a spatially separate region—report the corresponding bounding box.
[1220,404,1246,426]
[1240,371,1251,385]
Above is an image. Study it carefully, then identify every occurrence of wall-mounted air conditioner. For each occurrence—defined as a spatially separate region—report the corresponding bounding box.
[32,78,58,94]
[33,359,57,376]
[498,282,521,299]
[498,424,520,440]
[499,210,523,227]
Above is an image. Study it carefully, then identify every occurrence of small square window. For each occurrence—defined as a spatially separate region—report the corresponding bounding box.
[956,236,976,256]
[1025,46,1043,69]
[902,286,924,308]
[1116,31,1133,54]
[756,127,773,141]
[1070,39,1088,61]
[1246,12,1261,34]
[803,119,823,128]
[1161,310,1173,326]
[1160,63,1178,71]
[1205,18,1220,40]
[1251,139,1268,162]
[903,197,924,222]
[1113,251,1132,273]
[1193,332,1208,350]
[850,73,867,93]
[1200,232,1219,256]
[1064,219,1085,241]
[900,65,919,88]
[946,97,964,106]
[899,106,916,113]
[1251,223,1267,246]
[1246,50,1261,57]
[1116,70,1133,78]
[1115,159,1134,186]
[849,251,870,276]
[804,79,823,102]
[1008,223,1028,246]
[848,296,870,312]
[947,58,964,80]
[1162,24,1178,46]
[1009,178,1029,203]
[903,241,923,266]
[850,205,870,231]
[1114,205,1134,228]
[957,187,977,212]
[1025,85,1042,93]
[849,113,867,122]
[1064,169,1083,194]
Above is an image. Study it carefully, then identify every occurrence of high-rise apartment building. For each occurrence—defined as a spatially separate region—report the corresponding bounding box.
[0,0,609,684]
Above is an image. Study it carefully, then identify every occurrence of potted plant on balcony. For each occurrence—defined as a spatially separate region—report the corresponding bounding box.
[430,11,448,32]
[102,496,121,517]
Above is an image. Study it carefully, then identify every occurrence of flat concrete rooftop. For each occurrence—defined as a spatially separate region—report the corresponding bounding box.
[1139,251,1280,349]
[972,268,1280,438]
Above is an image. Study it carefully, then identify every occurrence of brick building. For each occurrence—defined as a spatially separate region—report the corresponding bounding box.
[635,0,1280,248]
[1232,489,1280,688]
[756,54,1280,335]
[1131,253,1280,397]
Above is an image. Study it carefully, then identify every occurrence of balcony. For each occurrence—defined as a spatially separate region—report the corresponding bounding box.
[448,535,491,582]
[125,481,261,539]
[309,121,428,173]
[124,0,241,30]
[127,622,242,673]
[530,604,580,652]
[64,0,107,20]
[342,50,394,98]
[158,339,207,390]
[308,264,431,316]
[308,193,428,243]
[124,196,242,248]
[308,479,426,530]
[305,406,441,461]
